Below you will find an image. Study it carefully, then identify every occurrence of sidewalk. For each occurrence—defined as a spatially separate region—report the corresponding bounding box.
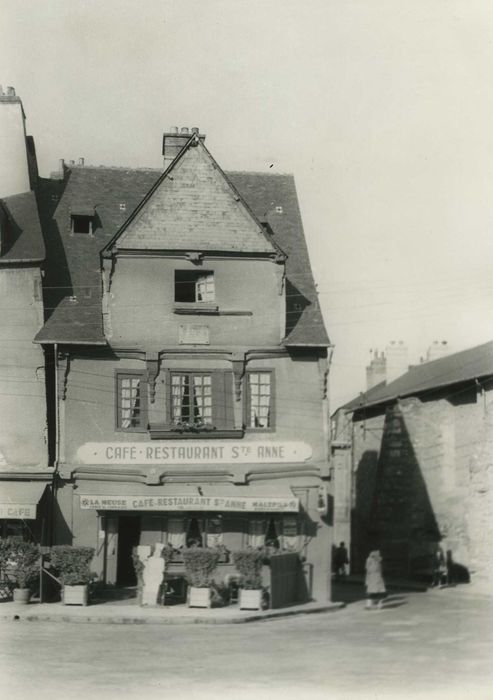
[0,598,344,625]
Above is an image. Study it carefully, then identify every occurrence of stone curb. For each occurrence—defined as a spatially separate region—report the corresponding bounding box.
[1,601,345,626]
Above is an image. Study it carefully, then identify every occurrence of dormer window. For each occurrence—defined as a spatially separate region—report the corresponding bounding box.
[175,270,215,303]
[70,205,95,235]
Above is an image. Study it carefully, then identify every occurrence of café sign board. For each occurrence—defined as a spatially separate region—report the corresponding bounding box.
[79,494,299,513]
[0,504,36,519]
[76,441,312,466]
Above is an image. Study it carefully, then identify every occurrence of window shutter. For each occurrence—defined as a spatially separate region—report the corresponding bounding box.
[211,371,234,430]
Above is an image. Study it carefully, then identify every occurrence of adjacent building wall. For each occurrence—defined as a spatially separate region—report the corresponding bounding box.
[348,382,493,587]
[0,266,47,467]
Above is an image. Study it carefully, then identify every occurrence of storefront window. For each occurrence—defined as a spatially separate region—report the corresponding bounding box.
[265,518,280,549]
[206,516,223,547]
[166,518,186,549]
[186,517,203,547]
[248,519,265,548]
[282,516,299,551]
[0,520,31,541]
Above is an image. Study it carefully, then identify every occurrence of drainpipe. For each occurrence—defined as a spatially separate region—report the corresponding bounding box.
[49,342,60,546]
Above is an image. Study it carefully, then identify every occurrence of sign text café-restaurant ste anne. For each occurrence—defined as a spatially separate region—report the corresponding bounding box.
[33,122,333,602]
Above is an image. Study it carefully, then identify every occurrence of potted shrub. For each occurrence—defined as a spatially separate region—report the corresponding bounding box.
[233,549,264,610]
[1,539,40,604]
[182,547,220,608]
[50,545,95,606]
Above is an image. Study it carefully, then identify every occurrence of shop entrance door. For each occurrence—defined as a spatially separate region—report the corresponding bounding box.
[116,516,141,586]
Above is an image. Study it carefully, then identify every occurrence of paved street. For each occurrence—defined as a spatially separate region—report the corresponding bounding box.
[1,585,492,700]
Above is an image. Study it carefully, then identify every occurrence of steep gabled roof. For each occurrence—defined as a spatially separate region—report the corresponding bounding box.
[35,158,329,347]
[104,136,277,256]
[341,340,493,412]
[0,191,45,264]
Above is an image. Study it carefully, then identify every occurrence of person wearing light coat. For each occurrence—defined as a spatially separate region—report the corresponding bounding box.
[365,549,386,609]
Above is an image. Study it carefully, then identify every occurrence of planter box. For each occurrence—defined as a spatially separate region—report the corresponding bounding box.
[239,588,263,610]
[13,588,31,605]
[63,584,89,606]
[188,586,211,608]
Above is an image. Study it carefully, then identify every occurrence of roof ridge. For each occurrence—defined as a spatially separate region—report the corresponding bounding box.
[226,170,293,177]
[68,165,162,172]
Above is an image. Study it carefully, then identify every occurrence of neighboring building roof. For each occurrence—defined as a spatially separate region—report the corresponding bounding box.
[35,159,330,347]
[0,191,45,264]
[342,340,493,412]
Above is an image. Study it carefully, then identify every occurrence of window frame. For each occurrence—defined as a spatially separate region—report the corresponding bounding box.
[71,214,93,235]
[168,370,214,428]
[174,270,215,304]
[244,369,275,432]
[115,370,148,433]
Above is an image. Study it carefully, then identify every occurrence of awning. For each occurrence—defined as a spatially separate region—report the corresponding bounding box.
[0,481,48,520]
[78,482,299,513]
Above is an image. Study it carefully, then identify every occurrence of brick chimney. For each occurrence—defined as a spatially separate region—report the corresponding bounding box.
[426,340,449,362]
[162,126,205,168]
[385,341,409,383]
[0,86,31,197]
[366,350,386,390]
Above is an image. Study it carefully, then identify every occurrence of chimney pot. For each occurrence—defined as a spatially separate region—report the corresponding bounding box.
[171,126,178,134]
[191,127,199,134]
[180,127,189,134]
[78,158,85,166]
[69,159,75,166]
[6,86,15,96]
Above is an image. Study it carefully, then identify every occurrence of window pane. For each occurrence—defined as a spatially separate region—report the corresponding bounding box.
[119,375,142,429]
[248,373,271,428]
[171,373,212,424]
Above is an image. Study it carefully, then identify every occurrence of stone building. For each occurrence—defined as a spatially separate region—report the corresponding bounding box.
[332,341,493,590]
[33,127,333,602]
[0,88,51,541]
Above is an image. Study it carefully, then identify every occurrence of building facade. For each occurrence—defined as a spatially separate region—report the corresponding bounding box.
[34,128,333,601]
[332,341,493,590]
[0,88,52,543]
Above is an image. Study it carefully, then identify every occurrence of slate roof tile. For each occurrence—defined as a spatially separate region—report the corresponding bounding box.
[0,191,45,264]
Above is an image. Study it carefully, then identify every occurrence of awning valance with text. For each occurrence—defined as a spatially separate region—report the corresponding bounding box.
[78,482,299,513]
[0,481,48,520]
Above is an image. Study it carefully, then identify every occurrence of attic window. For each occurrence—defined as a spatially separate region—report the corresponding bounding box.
[175,270,215,303]
[70,205,95,235]
[119,203,126,211]
[275,206,283,214]
[72,215,92,234]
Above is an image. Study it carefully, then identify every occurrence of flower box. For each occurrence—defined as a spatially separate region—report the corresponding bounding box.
[63,584,89,606]
[239,588,263,610]
[188,586,211,608]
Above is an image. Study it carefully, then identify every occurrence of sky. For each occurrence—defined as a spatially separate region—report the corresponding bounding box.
[2,0,493,409]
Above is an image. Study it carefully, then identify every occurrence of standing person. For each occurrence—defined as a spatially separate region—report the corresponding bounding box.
[432,546,447,588]
[334,542,349,578]
[365,549,387,609]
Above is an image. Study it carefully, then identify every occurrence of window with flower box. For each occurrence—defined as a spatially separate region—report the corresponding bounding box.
[165,370,235,435]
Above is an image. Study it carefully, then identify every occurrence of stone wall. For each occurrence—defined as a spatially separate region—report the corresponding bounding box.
[349,383,493,585]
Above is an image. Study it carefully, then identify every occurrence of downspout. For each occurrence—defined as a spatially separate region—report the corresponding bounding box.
[49,342,60,546]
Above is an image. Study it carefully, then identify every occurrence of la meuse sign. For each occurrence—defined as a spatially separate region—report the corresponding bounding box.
[79,494,299,513]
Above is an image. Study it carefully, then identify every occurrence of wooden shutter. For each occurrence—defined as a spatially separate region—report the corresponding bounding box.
[211,371,234,429]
